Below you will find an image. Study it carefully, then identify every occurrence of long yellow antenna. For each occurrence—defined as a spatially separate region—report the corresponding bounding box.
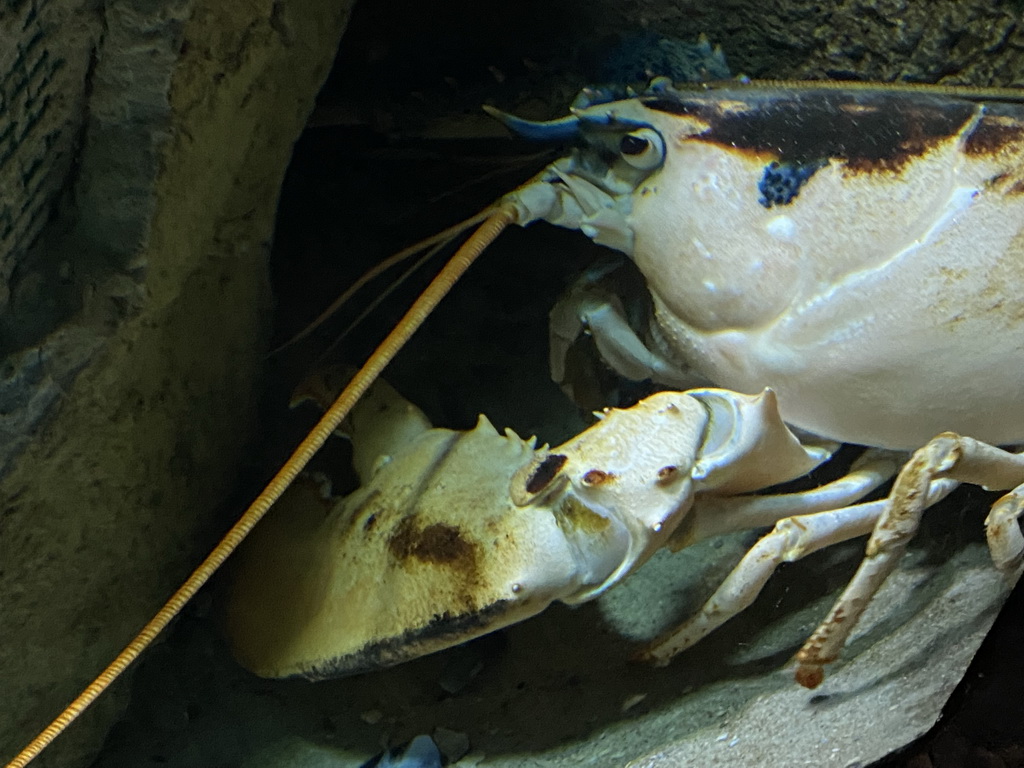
[4,204,518,768]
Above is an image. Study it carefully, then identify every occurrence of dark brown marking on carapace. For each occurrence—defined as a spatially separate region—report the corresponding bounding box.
[964,104,1024,156]
[525,453,568,494]
[643,87,979,173]
[387,517,479,572]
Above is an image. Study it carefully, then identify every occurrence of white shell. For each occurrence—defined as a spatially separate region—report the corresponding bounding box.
[552,87,1024,449]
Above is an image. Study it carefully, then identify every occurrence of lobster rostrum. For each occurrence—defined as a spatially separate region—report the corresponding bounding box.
[10,79,1024,768]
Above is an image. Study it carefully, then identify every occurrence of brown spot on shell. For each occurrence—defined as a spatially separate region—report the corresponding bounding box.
[644,87,979,174]
[582,469,612,486]
[388,518,478,571]
[525,453,568,494]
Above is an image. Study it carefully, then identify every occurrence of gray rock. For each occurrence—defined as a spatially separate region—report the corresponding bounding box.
[0,2,353,767]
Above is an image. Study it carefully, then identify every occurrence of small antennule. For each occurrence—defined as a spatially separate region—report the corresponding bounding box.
[314,237,448,365]
[4,203,519,768]
[269,205,498,356]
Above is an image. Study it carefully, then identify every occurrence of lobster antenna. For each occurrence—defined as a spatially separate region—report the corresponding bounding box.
[4,204,518,768]
[269,205,497,356]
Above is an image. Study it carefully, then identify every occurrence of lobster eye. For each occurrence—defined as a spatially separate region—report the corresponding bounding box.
[510,452,569,507]
[619,128,665,170]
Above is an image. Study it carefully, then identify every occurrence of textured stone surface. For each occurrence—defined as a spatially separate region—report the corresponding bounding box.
[660,0,1024,84]
[0,0,103,468]
[0,1,352,766]
[0,1,98,325]
[315,0,1024,142]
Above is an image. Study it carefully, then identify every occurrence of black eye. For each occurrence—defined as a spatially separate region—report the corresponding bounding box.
[525,453,568,494]
[510,451,569,507]
[620,134,650,156]
[618,127,665,171]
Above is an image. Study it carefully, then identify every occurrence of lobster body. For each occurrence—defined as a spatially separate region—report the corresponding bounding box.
[504,84,1024,448]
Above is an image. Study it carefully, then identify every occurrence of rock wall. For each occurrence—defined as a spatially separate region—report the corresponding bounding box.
[0,1,352,766]
[614,0,1024,84]
[319,0,1023,137]
[0,0,103,465]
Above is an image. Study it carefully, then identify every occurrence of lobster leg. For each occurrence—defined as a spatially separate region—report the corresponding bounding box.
[985,486,1024,575]
[675,449,900,547]
[548,261,705,396]
[795,434,1024,688]
[640,459,956,668]
[641,499,888,667]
